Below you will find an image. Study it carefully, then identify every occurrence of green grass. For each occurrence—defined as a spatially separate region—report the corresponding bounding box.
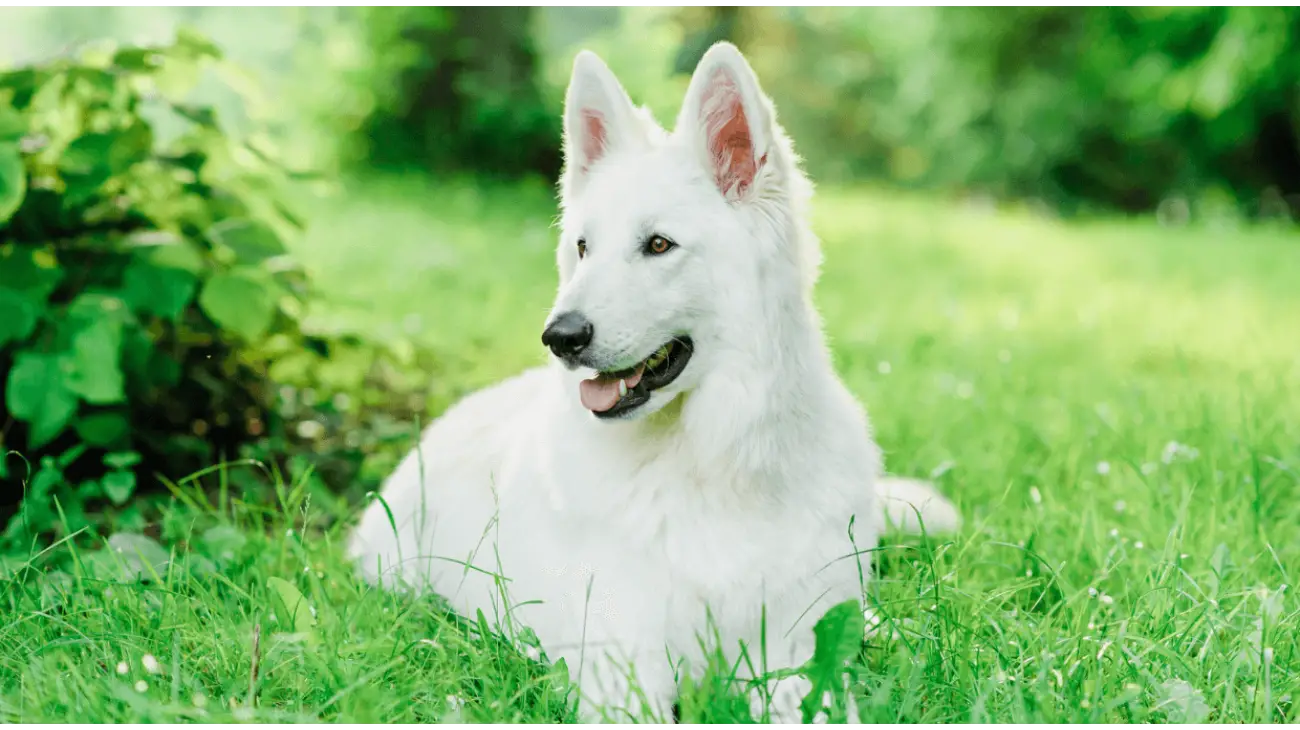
[4,175,1300,722]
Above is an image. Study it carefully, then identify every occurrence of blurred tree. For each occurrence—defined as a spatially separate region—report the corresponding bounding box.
[359,7,561,180]
[673,7,747,75]
[744,7,1300,220]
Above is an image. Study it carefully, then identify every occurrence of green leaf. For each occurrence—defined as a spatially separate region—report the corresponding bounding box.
[153,55,201,101]
[0,101,25,144]
[174,26,223,60]
[103,532,170,582]
[808,600,866,674]
[121,254,197,320]
[58,125,153,206]
[112,48,162,73]
[267,576,317,634]
[66,314,126,405]
[0,143,25,223]
[59,133,115,175]
[208,219,287,264]
[0,287,39,347]
[75,411,129,447]
[800,600,866,722]
[61,124,153,176]
[199,269,278,340]
[199,525,247,562]
[102,469,136,505]
[102,449,142,465]
[103,451,141,470]
[128,232,206,273]
[5,352,77,449]
[0,245,64,298]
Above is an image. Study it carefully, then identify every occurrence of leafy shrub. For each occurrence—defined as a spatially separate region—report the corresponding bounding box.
[0,32,319,545]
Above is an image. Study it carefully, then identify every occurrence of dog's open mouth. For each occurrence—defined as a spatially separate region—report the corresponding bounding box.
[579,337,693,418]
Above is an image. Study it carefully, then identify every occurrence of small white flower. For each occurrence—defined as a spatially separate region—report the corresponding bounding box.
[1088,587,1098,597]
[1162,440,1200,464]
[877,361,892,375]
[134,680,148,693]
[1109,528,1119,538]
[446,695,466,710]
[1134,541,1144,549]
[116,661,129,675]
[1096,461,1111,476]
[193,693,208,708]
[1113,499,1126,513]
[1087,622,1095,630]
[1100,594,1114,605]
[142,654,160,674]
[1029,486,1042,504]
[1181,553,1190,559]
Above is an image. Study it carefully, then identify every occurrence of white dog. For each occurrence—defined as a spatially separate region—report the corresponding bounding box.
[349,42,960,723]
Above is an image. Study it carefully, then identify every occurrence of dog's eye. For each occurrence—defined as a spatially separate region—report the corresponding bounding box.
[577,238,587,259]
[644,235,676,256]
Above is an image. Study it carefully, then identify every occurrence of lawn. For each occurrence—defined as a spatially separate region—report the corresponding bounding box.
[3,175,1299,722]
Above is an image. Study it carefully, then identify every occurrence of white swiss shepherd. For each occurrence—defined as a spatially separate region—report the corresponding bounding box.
[349,42,960,723]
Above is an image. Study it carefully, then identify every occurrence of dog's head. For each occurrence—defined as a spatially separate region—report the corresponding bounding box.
[542,43,818,421]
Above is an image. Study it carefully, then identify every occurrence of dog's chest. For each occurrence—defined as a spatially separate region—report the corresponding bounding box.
[544,461,838,616]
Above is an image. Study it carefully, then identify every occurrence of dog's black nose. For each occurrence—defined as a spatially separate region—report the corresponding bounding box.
[541,311,594,358]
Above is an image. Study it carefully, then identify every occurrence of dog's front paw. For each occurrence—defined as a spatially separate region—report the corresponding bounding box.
[573,654,676,724]
[749,675,814,724]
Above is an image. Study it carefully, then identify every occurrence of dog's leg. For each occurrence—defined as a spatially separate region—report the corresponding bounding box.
[558,642,677,723]
[750,673,814,724]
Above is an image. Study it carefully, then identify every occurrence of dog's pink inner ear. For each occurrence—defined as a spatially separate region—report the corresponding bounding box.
[701,70,760,199]
[580,110,608,172]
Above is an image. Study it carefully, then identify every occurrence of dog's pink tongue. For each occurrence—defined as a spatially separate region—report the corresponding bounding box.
[579,367,644,413]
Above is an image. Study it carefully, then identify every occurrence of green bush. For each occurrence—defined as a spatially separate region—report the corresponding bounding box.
[0,32,318,545]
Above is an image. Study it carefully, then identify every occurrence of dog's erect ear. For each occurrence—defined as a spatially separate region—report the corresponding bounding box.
[678,42,774,202]
[563,51,640,187]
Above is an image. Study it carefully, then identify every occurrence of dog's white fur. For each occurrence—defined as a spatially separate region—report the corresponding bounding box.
[349,43,960,722]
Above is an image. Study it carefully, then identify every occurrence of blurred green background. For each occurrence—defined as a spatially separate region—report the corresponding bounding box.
[6,7,1299,218]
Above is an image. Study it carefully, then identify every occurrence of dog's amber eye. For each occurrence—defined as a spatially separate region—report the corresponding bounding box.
[577,238,587,259]
[645,235,675,256]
